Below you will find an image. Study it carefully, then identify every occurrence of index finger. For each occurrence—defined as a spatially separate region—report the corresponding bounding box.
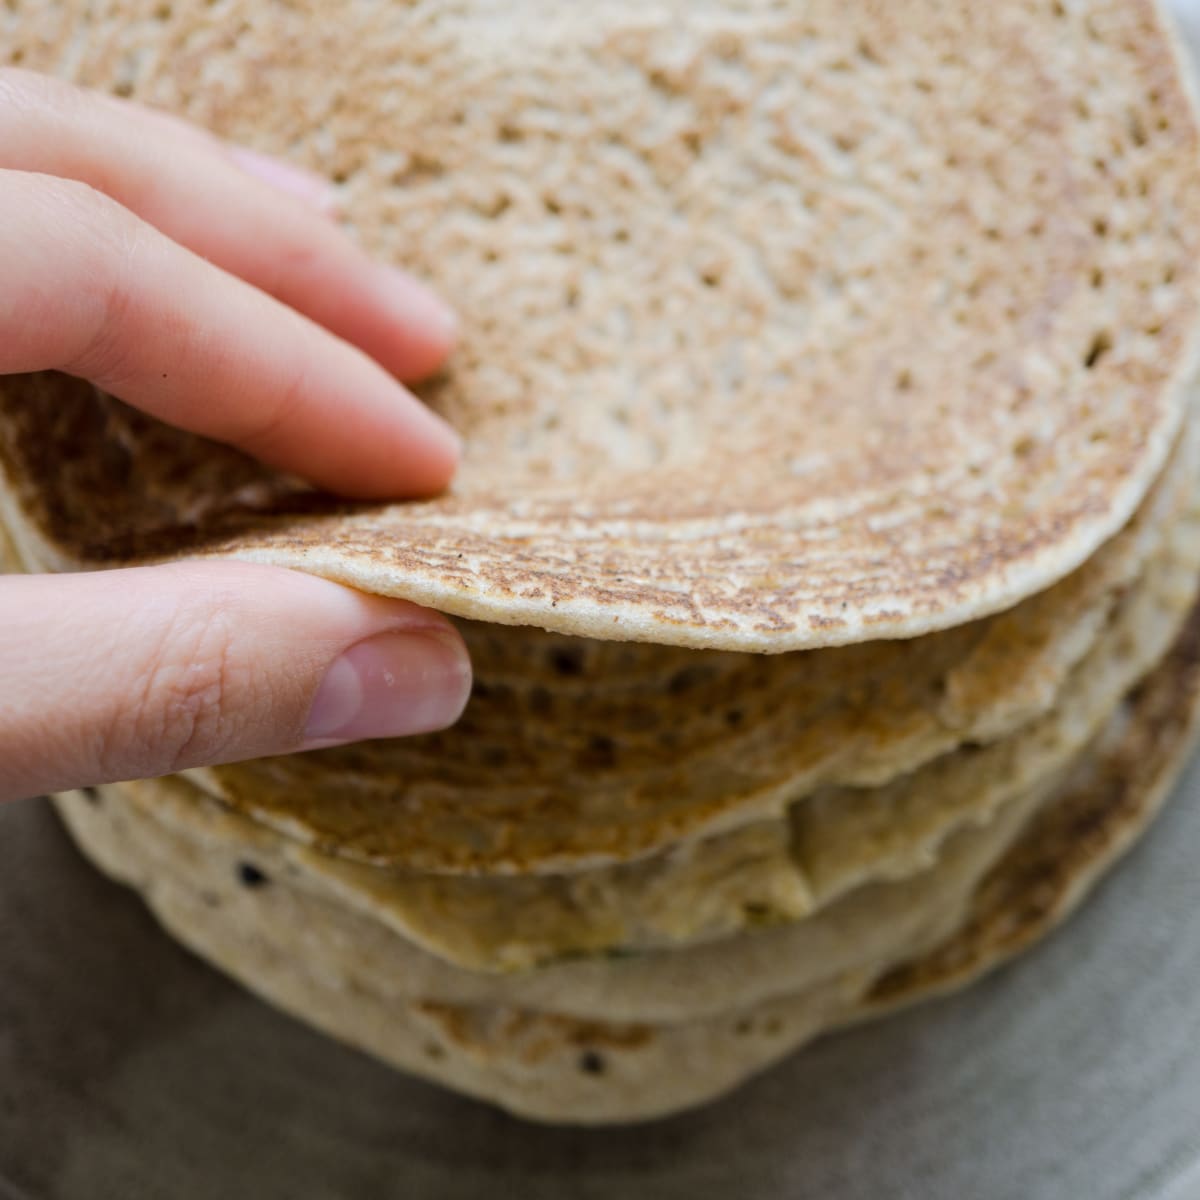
[0,68,457,384]
[0,170,460,500]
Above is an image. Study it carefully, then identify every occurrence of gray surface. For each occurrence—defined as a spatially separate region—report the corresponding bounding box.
[4,758,1200,1199]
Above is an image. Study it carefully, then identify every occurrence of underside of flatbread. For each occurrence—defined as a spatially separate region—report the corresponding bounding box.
[180,418,1200,878]
[93,479,1200,980]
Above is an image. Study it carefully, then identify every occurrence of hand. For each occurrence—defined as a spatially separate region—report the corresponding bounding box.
[0,70,473,803]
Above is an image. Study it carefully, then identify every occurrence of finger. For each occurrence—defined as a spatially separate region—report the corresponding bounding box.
[0,68,456,382]
[0,563,473,803]
[0,170,459,498]
[227,146,341,214]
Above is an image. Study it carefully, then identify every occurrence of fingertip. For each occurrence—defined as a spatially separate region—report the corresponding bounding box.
[378,266,460,381]
[317,390,461,501]
[390,400,464,497]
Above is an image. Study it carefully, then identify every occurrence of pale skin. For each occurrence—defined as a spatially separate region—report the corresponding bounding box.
[0,70,475,803]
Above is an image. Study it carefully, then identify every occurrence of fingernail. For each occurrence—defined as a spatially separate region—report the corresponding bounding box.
[382,267,459,350]
[230,147,338,213]
[303,630,471,746]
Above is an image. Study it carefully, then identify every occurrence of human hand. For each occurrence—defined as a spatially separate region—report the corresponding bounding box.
[0,70,473,803]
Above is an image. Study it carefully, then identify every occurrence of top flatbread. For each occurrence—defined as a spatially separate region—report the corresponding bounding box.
[2,0,1200,650]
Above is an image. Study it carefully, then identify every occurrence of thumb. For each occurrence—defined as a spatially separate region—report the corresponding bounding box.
[0,562,472,803]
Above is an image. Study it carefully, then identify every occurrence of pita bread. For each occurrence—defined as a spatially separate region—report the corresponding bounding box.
[50,600,1200,1122]
[9,0,1200,1128]
[48,493,1200,1022]
[109,489,1200,977]
[2,0,1199,651]
[187,417,1199,876]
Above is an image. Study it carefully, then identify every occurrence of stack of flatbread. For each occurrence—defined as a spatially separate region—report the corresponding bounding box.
[4,0,1200,1124]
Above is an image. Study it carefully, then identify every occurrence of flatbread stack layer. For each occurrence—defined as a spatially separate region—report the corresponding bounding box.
[4,0,1200,1124]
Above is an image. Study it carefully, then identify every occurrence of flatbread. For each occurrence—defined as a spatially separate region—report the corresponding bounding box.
[49,495,1200,1022]
[50,601,1200,1122]
[9,0,1200,1128]
[187,419,1200,876]
[111,491,1200,976]
[2,0,1199,650]
[57,731,1056,1018]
